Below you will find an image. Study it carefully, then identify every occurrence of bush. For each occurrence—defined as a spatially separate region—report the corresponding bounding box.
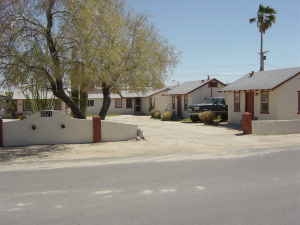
[18,115,27,120]
[161,111,173,121]
[151,110,161,119]
[199,111,216,125]
[190,113,201,123]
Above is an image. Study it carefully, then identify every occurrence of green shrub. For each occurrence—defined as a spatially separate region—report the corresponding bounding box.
[161,111,173,121]
[199,111,216,125]
[190,113,201,123]
[18,115,27,120]
[151,110,161,119]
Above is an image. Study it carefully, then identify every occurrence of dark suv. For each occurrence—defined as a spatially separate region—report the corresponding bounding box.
[189,97,227,113]
[189,97,228,121]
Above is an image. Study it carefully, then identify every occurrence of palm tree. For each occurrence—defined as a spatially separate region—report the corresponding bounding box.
[250,4,277,71]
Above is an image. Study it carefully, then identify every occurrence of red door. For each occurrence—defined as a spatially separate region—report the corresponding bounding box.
[245,90,255,118]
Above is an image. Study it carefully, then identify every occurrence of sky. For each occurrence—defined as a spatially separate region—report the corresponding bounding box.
[126,0,300,83]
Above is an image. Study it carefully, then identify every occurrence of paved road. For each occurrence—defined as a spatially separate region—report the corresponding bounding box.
[0,149,300,225]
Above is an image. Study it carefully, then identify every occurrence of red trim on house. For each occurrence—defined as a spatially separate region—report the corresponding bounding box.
[272,72,300,91]
[186,79,226,95]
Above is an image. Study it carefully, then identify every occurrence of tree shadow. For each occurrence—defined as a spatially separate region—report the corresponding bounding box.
[0,145,67,162]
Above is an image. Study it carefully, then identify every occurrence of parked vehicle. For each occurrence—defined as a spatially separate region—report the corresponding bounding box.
[189,97,228,121]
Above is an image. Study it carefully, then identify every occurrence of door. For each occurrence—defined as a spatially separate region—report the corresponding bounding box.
[245,90,255,118]
[177,95,182,118]
[135,98,141,113]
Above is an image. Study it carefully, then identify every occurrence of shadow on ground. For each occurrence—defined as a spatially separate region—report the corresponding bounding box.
[0,145,67,162]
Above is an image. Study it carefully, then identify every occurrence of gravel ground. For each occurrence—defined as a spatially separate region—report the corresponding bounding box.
[1,115,300,168]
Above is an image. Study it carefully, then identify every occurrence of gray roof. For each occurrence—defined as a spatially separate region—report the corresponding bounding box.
[88,87,170,99]
[167,79,222,95]
[12,89,56,100]
[223,67,300,91]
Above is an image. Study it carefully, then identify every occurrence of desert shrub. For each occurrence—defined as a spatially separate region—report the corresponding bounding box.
[161,111,173,121]
[18,115,27,120]
[151,110,161,119]
[190,113,201,122]
[199,111,216,125]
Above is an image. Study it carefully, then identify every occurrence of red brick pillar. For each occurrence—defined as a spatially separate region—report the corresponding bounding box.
[0,118,3,147]
[93,116,101,143]
[241,112,252,134]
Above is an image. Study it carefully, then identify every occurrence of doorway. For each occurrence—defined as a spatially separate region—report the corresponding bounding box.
[177,95,182,118]
[135,98,141,113]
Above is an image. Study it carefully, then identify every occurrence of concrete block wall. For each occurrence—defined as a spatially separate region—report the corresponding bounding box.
[0,111,138,147]
[252,119,300,135]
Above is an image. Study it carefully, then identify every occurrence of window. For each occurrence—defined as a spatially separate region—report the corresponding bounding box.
[23,100,32,111]
[87,100,95,107]
[115,99,122,108]
[184,95,188,110]
[126,98,132,109]
[233,91,240,112]
[260,91,269,114]
[298,91,300,114]
[172,96,176,110]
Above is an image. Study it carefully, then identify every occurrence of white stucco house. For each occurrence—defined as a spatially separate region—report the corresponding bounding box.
[12,89,66,116]
[86,87,172,116]
[223,67,300,125]
[165,78,226,118]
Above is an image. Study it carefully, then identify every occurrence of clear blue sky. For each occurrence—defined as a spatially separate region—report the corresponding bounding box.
[126,0,300,83]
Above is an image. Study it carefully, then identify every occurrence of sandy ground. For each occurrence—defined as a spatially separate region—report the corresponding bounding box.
[1,115,300,170]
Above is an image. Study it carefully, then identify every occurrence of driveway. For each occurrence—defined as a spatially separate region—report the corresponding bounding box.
[1,115,300,170]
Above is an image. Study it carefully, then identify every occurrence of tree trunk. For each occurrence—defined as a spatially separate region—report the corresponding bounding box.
[99,83,111,120]
[260,31,264,71]
[53,85,85,119]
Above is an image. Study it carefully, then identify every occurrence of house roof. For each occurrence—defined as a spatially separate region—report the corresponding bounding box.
[88,87,170,99]
[223,67,300,91]
[12,89,56,100]
[166,79,224,95]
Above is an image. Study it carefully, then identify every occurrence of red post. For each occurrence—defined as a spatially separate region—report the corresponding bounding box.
[93,116,101,143]
[241,112,252,134]
[0,119,3,147]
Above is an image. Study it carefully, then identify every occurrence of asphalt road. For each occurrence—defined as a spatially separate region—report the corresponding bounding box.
[0,149,300,225]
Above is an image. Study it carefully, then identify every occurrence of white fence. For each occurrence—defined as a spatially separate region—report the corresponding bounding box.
[252,119,300,135]
[2,111,138,147]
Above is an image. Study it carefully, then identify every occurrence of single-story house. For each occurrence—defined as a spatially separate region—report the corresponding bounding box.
[86,87,172,116]
[12,89,66,116]
[223,67,300,124]
[165,78,226,118]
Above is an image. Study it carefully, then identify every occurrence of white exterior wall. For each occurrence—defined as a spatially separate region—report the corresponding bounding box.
[152,92,173,113]
[102,121,138,141]
[273,74,300,120]
[3,111,138,146]
[226,74,300,124]
[87,98,135,116]
[3,111,93,146]
[253,120,300,135]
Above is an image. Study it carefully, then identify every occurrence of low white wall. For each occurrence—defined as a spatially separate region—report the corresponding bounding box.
[3,111,93,146]
[252,119,300,135]
[101,121,138,142]
[3,111,138,146]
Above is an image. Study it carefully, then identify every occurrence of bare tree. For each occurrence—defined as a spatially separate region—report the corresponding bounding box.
[0,0,85,118]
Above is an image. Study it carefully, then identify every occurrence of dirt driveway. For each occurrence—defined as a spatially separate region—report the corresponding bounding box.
[1,115,300,168]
